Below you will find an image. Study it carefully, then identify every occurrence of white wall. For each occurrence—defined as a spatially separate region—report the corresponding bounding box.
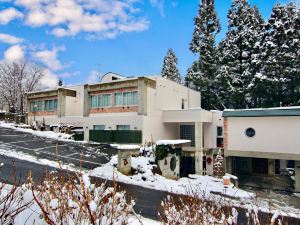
[152,77,201,111]
[227,116,300,156]
[204,111,223,149]
[65,85,84,117]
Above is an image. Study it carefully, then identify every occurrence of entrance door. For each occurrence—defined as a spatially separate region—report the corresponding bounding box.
[180,156,195,177]
[252,158,268,174]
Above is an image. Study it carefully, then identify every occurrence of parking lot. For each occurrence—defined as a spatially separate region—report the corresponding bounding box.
[0,127,117,170]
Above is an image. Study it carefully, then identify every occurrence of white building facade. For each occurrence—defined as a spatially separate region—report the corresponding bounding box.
[223,107,300,191]
[26,73,223,175]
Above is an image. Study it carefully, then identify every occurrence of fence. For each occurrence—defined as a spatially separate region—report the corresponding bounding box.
[73,132,84,141]
[0,113,25,124]
[89,130,142,144]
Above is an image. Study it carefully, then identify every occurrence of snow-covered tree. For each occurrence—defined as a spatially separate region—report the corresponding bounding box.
[218,0,265,109]
[257,3,300,107]
[187,0,221,110]
[161,48,181,84]
[58,79,63,86]
[213,149,224,178]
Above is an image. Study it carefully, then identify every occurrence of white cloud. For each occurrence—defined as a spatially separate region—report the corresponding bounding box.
[4,45,24,61]
[0,33,23,44]
[86,70,101,84]
[31,46,66,71]
[0,7,23,24]
[149,0,165,17]
[39,69,59,89]
[7,0,149,39]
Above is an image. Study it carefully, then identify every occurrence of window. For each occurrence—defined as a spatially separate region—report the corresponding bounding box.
[217,137,223,148]
[94,125,105,130]
[217,127,223,137]
[123,91,138,106]
[245,128,255,137]
[29,100,43,112]
[180,125,195,147]
[90,94,112,107]
[99,94,112,107]
[117,125,130,130]
[45,99,58,111]
[114,93,122,106]
[91,95,98,108]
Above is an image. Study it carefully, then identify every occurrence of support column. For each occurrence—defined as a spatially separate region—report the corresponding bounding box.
[137,78,147,116]
[83,84,89,117]
[84,126,89,142]
[268,159,275,176]
[295,161,300,192]
[226,156,233,174]
[57,90,66,118]
[195,122,203,175]
[280,160,287,170]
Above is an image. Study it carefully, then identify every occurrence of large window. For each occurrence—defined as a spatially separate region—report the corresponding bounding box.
[123,91,138,106]
[90,94,112,107]
[94,125,105,130]
[117,125,130,130]
[29,100,43,112]
[44,99,58,111]
[180,125,195,147]
[114,93,122,106]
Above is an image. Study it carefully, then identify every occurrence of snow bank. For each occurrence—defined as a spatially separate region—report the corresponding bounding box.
[91,155,254,200]
[0,121,76,142]
[156,139,191,145]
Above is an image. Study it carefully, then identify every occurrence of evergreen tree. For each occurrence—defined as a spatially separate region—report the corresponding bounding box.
[213,149,224,178]
[258,3,300,107]
[161,49,181,84]
[218,0,264,109]
[187,0,221,109]
[58,79,63,86]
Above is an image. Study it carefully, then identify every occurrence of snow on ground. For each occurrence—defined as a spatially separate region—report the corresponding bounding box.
[0,182,161,225]
[91,155,254,200]
[0,121,77,142]
[91,155,300,218]
[0,147,80,172]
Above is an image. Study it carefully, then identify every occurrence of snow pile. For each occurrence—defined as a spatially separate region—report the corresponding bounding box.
[91,155,254,200]
[111,144,140,150]
[156,139,191,145]
[0,121,74,141]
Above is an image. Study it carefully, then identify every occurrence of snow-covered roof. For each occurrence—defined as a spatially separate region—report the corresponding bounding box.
[223,106,300,117]
[111,144,141,150]
[156,140,191,146]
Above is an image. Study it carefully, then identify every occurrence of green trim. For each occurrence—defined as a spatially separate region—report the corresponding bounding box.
[223,108,300,117]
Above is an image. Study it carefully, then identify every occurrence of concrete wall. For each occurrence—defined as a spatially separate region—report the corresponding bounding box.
[152,77,201,110]
[226,116,300,160]
[157,153,180,179]
[65,85,84,117]
[203,111,223,149]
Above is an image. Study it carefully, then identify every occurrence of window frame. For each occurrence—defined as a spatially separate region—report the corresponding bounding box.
[122,91,138,106]
[44,99,58,112]
[114,92,123,106]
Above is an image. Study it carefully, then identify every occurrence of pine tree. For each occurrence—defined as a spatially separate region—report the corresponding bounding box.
[213,149,224,178]
[187,0,221,109]
[58,79,63,86]
[258,3,300,107]
[161,49,181,84]
[218,0,265,109]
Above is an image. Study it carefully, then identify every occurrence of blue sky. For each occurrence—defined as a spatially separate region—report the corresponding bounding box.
[0,0,297,88]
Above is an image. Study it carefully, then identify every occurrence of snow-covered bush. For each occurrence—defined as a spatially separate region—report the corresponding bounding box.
[27,171,134,225]
[160,194,238,225]
[0,181,32,224]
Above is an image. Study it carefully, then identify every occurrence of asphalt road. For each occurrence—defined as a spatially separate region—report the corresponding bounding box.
[0,127,299,224]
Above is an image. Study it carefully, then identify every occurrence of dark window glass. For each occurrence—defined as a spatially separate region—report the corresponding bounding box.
[180,125,195,147]
[217,126,223,137]
[245,128,255,137]
[217,137,223,148]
